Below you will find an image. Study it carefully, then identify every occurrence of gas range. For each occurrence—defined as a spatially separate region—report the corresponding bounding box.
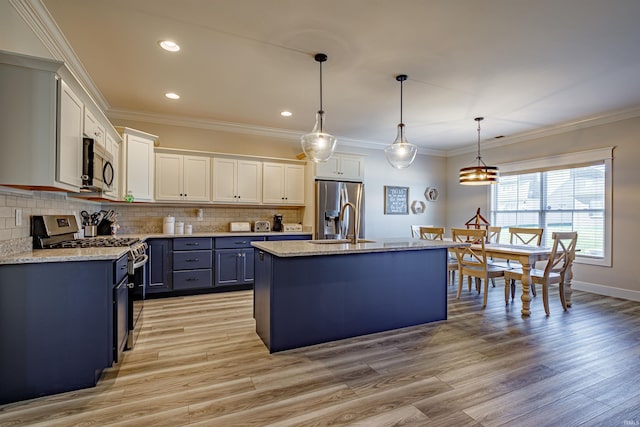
[47,236,141,249]
[32,215,148,274]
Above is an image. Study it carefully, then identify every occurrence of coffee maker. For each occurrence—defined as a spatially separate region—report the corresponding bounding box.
[273,214,283,232]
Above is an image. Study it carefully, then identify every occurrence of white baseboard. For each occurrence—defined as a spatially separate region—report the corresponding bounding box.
[571,280,640,302]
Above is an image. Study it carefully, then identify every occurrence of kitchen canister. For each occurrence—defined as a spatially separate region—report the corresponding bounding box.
[185,224,193,235]
[163,216,175,234]
[176,221,184,235]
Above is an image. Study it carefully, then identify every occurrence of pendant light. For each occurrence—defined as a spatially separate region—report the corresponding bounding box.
[384,74,418,169]
[301,53,337,163]
[459,117,499,185]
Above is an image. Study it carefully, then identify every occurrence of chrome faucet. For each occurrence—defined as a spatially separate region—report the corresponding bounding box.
[339,202,359,244]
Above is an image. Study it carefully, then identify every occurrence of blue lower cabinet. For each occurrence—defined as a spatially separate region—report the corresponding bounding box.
[173,269,213,290]
[214,236,263,288]
[172,238,213,291]
[147,239,173,294]
[0,260,114,404]
[215,248,254,286]
[266,234,311,241]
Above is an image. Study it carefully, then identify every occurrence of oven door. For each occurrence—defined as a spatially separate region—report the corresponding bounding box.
[114,275,129,363]
[127,250,149,350]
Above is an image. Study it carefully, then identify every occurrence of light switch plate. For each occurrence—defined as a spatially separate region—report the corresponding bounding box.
[15,208,22,226]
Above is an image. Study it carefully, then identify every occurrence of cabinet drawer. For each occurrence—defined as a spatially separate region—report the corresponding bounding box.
[114,254,128,284]
[173,237,212,251]
[215,236,264,249]
[173,269,212,290]
[173,250,212,270]
[266,234,312,241]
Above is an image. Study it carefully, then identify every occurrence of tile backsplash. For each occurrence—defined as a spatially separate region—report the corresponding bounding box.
[115,204,303,234]
[0,188,100,256]
[0,186,304,256]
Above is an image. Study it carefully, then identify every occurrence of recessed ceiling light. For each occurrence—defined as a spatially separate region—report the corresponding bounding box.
[165,92,180,100]
[159,40,180,52]
[280,111,292,117]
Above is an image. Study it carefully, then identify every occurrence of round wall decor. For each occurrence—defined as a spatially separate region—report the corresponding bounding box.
[425,187,440,202]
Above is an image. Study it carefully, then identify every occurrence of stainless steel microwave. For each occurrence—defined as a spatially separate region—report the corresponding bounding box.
[82,137,114,192]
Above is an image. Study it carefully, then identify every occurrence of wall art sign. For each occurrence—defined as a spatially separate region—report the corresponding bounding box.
[384,186,409,215]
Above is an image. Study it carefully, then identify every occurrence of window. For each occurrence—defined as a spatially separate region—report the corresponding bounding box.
[490,148,613,266]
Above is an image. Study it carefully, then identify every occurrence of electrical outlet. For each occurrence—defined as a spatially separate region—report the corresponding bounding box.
[15,208,22,226]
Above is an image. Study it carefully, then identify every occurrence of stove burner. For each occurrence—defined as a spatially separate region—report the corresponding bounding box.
[48,237,141,249]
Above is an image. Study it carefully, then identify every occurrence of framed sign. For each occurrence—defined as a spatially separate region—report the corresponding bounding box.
[384,186,409,215]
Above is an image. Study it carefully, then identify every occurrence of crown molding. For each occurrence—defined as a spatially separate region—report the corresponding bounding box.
[446,105,640,157]
[107,108,447,157]
[10,0,111,112]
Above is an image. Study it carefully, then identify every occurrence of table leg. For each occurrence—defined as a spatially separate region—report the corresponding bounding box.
[520,260,532,317]
[565,262,574,308]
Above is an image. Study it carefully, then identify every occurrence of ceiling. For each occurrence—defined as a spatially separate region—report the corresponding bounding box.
[42,0,640,155]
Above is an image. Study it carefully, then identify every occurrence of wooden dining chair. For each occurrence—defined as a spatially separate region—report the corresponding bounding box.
[509,227,544,246]
[411,225,432,238]
[506,227,544,295]
[487,226,502,287]
[451,228,509,308]
[503,232,578,315]
[419,227,458,286]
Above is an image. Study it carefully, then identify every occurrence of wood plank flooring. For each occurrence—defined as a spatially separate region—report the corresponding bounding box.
[2,279,640,426]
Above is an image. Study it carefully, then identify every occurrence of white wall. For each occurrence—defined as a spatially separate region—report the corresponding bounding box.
[446,116,640,300]
[323,147,447,240]
[0,1,52,58]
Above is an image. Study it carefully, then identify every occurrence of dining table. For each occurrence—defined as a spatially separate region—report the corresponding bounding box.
[480,242,569,316]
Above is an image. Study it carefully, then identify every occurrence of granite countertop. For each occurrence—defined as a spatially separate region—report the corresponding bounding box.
[251,238,464,257]
[0,247,132,265]
[0,231,313,265]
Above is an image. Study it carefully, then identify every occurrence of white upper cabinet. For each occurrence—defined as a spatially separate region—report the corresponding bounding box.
[119,127,157,202]
[262,162,305,205]
[315,153,364,182]
[212,158,262,204]
[156,153,210,202]
[83,107,105,148]
[56,79,84,190]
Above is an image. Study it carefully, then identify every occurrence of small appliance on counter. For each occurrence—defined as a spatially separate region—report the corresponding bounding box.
[283,223,303,232]
[254,221,270,232]
[273,214,283,232]
[230,221,251,232]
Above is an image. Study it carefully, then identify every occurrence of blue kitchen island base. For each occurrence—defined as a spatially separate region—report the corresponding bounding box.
[253,246,448,353]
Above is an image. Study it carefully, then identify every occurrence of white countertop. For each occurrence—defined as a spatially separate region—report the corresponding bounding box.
[0,231,312,265]
[251,238,463,257]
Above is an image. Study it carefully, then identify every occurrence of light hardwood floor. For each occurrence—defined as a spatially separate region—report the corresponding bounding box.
[2,280,640,426]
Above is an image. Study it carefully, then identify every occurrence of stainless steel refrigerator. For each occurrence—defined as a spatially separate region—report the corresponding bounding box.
[315,180,365,240]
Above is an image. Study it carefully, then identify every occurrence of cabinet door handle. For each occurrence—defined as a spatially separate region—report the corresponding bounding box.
[235,241,248,244]
[186,243,200,246]
[259,251,264,261]
[186,277,199,282]
[186,258,200,262]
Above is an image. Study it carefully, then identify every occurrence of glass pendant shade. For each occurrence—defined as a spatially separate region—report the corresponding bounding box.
[459,117,499,185]
[385,74,417,169]
[385,123,418,169]
[301,53,337,163]
[301,111,337,163]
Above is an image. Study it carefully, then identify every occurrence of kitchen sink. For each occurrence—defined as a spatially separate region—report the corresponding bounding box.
[308,239,376,244]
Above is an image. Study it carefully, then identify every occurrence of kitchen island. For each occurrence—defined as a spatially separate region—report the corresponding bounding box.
[251,238,462,352]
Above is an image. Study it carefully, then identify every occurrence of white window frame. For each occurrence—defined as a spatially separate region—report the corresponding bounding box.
[492,147,613,267]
